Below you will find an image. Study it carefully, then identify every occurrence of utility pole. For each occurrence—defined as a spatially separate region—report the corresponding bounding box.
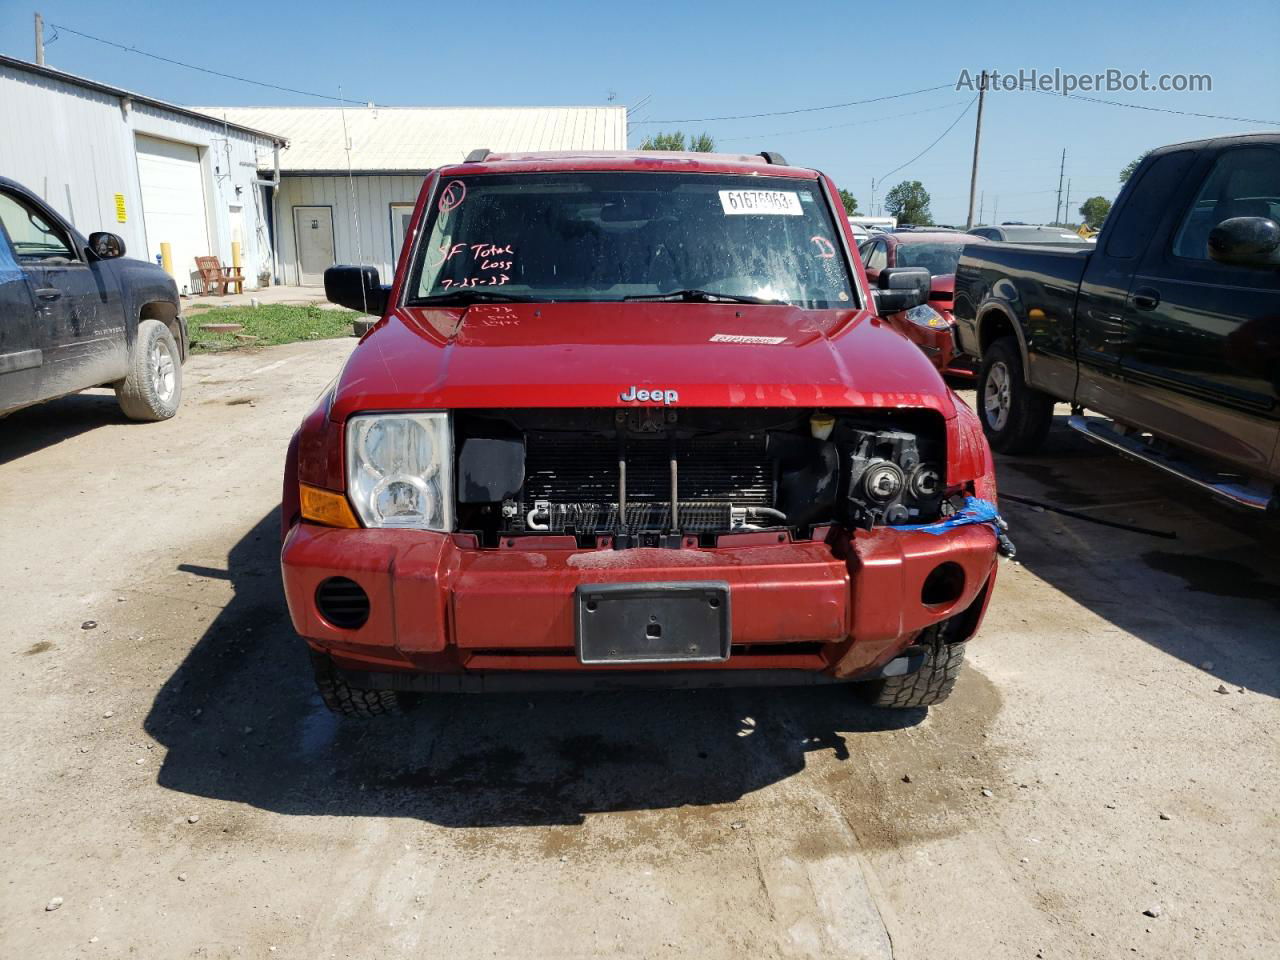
[1063,179,1072,227]
[978,190,985,226]
[34,12,45,66]
[992,196,999,225]
[869,179,876,219]
[965,71,988,230]
[1053,148,1066,226]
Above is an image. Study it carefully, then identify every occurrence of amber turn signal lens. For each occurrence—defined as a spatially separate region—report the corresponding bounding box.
[300,483,360,528]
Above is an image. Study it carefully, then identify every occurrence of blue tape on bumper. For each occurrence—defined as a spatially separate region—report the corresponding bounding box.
[893,497,1016,557]
[894,496,999,535]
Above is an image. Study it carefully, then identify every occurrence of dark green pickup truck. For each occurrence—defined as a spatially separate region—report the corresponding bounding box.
[953,132,1280,512]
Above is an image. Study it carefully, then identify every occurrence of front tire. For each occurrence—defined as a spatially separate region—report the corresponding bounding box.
[310,653,402,717]
[116,319,182,421]
[857,626,967,709]
[976,336,1054,454]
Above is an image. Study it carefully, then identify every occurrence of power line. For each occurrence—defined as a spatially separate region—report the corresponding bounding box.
[48,22,374,104]
[626,94,653,119]
[631,83,954,125]
[717,99,969,143]
[1032,88,1280,127]
[878,97,977,183]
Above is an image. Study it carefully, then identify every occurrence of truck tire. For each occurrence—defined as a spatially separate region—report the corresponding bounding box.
[116,319,182,421]
[976,336,1053,454]
[857,626,967,709]
[310,652,402,717]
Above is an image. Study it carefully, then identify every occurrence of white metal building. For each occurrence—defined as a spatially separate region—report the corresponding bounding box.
[0,55,285,293]
[197,106,628,285]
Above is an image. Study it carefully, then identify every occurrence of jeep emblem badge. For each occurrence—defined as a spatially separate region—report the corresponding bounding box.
[620,385,679,405]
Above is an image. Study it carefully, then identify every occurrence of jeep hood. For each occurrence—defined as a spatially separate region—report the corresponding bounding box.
[328,302,955,421]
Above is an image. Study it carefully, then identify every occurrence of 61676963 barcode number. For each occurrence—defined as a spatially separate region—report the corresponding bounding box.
[718,190,803,216]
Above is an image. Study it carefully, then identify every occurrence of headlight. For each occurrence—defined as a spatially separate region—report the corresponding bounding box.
[862,461,905,501]
[346,412,452,530]
[903,304,949,329]
[907,463,942,499]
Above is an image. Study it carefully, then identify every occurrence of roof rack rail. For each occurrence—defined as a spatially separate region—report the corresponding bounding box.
[464,148,491,163]
[758,151,788,165]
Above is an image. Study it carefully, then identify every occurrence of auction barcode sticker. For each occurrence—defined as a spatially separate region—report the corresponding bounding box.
[719,190,803,216]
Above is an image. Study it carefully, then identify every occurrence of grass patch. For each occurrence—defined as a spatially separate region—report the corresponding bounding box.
[189,304,359,351]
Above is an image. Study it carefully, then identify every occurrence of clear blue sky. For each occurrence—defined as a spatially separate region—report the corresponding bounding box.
[4,0,1277,225]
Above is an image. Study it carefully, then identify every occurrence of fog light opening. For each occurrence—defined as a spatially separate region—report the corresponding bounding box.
[922,562,965,608]
[315,576,370,629]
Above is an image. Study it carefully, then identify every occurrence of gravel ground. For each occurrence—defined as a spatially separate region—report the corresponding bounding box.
[1,339,1276,959]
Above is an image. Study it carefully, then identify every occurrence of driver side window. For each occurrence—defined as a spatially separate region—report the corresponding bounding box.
[1172,146,1280,260]
[0,192,77,263]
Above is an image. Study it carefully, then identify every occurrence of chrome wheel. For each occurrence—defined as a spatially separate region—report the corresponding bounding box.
[984,360,1012,431]
[150,339,176,404]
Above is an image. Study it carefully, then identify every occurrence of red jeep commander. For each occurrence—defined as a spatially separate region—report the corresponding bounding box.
[281,150,1006,716]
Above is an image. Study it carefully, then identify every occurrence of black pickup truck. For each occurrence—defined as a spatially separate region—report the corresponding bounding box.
[954,132,1280,511]
[1,177,186,422]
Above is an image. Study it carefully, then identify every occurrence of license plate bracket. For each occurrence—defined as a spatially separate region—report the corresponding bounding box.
[575,581,731,665]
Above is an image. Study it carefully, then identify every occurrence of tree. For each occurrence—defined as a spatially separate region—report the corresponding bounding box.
[1119,151,1150,184]
[1078,196,1112,229]
[883,180,933,225]
[838,189,859,216]
[639,131,715,152]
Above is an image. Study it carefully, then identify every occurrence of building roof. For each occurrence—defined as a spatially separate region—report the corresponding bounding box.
[193,105,628,174]
[0,54,287,145]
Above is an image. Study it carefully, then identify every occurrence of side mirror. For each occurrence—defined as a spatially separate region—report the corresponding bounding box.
[325,265,390,315]
[874,266,931,315]
[88,232,125,260]
[1208,217,1280,267]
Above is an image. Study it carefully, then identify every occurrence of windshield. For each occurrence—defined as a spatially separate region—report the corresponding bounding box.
[407,172,856,308]
[893,242,966,276]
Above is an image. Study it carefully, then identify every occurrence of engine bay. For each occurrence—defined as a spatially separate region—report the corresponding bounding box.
[453,408,953,548]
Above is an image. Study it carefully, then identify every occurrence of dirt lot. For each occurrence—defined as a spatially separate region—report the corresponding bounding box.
[2,339,1277,959]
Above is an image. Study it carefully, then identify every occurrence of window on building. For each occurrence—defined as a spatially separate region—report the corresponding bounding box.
[390,204,415,262]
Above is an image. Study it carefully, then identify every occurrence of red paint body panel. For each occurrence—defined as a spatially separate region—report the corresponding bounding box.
[281,522,998,679]
[451,541,849,650]
[283,152,1002,685]
[327,302,955,423]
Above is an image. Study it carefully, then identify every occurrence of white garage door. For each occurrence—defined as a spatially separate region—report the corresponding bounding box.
[135,135,211,294]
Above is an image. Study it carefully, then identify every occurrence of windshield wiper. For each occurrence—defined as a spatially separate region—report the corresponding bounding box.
[412,290,550,305]
[623,289,788,305]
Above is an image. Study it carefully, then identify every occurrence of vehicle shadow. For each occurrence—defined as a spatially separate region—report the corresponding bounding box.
[144,509,925,827]
[0,389,125,465]
[992,412,1280,698]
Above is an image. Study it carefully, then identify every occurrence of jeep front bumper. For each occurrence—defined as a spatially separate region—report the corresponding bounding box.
[281,523,998,687]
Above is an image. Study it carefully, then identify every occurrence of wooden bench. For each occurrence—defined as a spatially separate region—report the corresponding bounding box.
[195,256,244,296]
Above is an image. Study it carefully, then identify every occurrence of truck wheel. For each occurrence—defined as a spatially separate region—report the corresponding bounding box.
[310,652,402,717]
[116,319,182,421]
[856,625,967,709]
[976,336,1053,454]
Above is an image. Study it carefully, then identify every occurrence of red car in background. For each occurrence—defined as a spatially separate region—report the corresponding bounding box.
[860,231,988,378]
